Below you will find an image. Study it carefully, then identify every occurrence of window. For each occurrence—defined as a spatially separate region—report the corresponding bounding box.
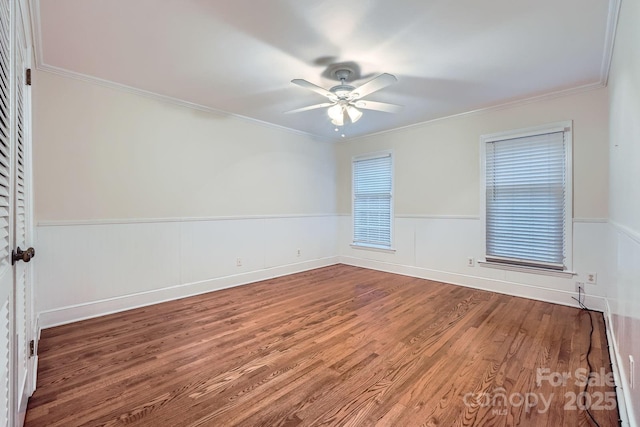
[352,152,393,250]
[481,122,572,271]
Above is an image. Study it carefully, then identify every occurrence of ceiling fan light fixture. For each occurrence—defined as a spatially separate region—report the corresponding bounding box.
[346,106,363,123]
[331,117,344,126]
[328,104,343,121]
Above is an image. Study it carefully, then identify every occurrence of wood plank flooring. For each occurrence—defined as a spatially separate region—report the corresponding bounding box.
[25,265,620,426]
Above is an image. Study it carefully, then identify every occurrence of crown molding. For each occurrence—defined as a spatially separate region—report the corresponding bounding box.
[600,0,622,86]
[30,3,336,143]
[29,0,44,69]
[36,61,604,146]
[37,64,336,143]
[29,0,620,144]
[342,81,605,143]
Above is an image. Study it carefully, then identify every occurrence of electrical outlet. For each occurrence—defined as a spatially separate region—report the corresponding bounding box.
[586,272,597,284]
[297,248,301,257]
[236,257,242,267]
[630,355,635,389]
[467,257,475,267]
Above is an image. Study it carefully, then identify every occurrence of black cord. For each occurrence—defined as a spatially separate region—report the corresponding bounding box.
[572,285,588,309]
[570,286,602,426]
[582,309,601,427]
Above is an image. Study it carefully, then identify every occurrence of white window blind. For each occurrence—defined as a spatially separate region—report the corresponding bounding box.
[485,131,567,270]
[353,154,392,248]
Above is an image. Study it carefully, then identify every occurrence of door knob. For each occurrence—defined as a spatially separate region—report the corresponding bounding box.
[12,247,35,265]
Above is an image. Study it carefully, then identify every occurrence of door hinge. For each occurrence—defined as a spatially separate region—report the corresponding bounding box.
[25,68,31,86]
[29,339,35,357]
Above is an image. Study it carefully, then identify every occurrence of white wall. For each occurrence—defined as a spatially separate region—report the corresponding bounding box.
[336,89,609,219]
[607,0,640,423]
[336,88,610,308]
[33,72,336,221]
[32,71,338,326]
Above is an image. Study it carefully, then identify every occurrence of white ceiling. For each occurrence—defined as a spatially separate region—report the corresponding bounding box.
[34,0,617,141]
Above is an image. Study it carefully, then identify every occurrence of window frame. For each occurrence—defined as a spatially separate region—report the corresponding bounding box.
[351,150,395,252]
[479,121,573,275]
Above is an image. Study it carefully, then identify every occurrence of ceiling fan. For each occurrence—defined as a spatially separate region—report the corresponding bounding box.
[285,69,402,126]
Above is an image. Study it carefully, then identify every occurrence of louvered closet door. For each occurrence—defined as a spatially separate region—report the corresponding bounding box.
[0,0,34,425]
[0,0,12,425]
[14,3,31,421]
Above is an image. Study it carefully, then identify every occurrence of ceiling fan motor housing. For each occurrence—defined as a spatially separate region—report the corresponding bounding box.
[334,69,352,81]
[330,84,355,98]
[330,69,356,98]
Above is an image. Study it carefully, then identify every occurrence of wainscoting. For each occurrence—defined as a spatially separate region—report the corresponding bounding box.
[35,214,611,330]
[338,215,610,310]
[606,221,640,425]
[34,215,338,328]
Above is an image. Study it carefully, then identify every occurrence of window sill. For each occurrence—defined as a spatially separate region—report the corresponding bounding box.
[478,260,576,278]
[350,243,396,254]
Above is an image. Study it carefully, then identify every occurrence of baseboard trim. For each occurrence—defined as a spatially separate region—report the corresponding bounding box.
[603,300,636,427]
[39,257,340,329]
[339,256,607,311]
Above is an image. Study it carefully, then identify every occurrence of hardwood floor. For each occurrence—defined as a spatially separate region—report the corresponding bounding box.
[25,265,619,426]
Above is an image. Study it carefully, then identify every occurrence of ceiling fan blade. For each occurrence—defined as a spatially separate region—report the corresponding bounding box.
[354,100,403,113]
[349,73,397,99]
[291,79,336,100]
[284,102,335,114]
[353,100,402,113]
